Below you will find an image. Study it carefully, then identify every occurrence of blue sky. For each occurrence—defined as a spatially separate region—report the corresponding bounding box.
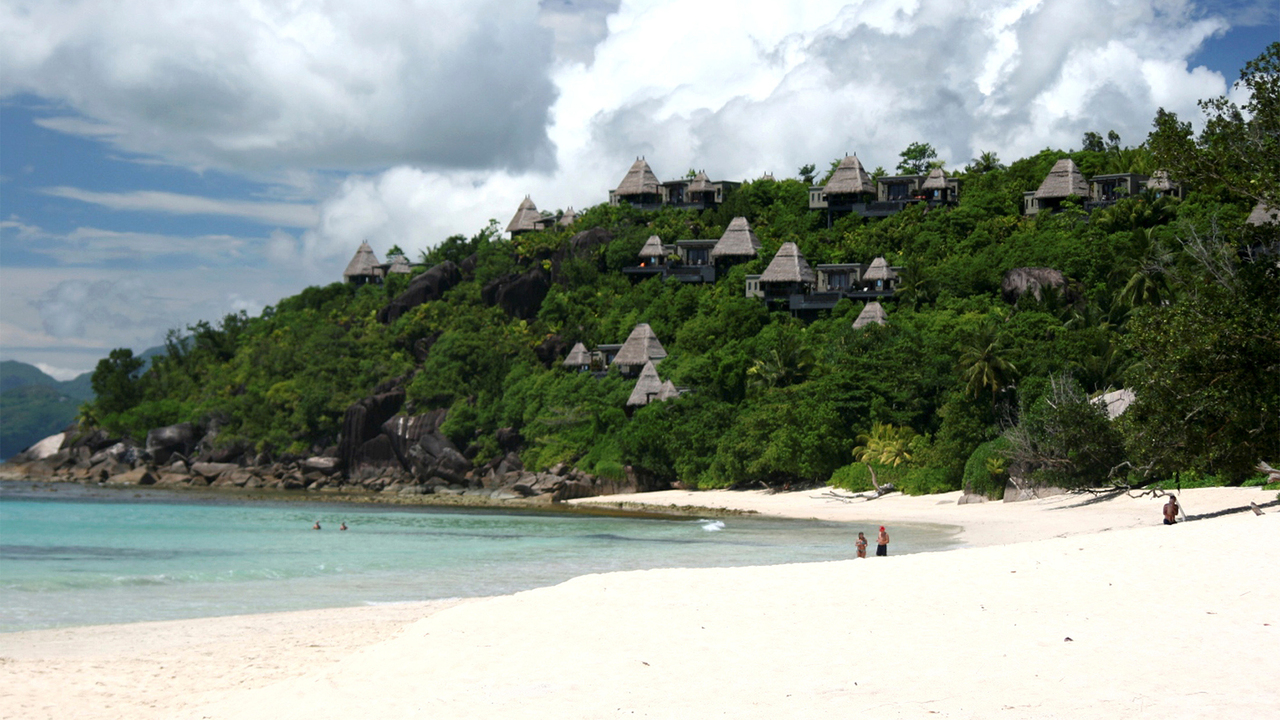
[1,0,1275,380]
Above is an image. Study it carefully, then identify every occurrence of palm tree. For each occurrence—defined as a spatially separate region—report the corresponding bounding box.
[958,322,1018,404]
[852,422,919,468]
[746,345,815,391]
[968,150,1003,173]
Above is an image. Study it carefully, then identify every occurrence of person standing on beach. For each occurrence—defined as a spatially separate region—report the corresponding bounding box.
[856,532,867,558]
[1163,496,1179,525]
[876,526,889,556]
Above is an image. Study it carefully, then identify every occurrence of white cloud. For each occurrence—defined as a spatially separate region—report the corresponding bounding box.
[1,0,560,174]
[34,362,91,382]
[305,0,1240,250]
[42,187,318,227]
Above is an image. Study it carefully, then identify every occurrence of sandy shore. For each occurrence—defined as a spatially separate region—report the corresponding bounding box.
[2,486,1276,719]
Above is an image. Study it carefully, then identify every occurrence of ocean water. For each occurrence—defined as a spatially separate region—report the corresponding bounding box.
[0,481,961,632]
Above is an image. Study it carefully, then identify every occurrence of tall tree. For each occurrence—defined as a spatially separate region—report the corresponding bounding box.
[896,142,939,174]
[1148,42,1280,207]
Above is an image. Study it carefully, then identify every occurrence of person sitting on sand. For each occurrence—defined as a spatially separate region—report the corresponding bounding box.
[856,532,867,558]
[313,521,321,530]
[876,526,889,556]
[1163,496,1179,525]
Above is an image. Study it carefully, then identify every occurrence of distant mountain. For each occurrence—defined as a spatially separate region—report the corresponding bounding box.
[0,360,94,460]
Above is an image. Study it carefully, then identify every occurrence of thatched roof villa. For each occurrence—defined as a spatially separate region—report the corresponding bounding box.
[1025,158,1089,215]
[610,158,663,209]
[506,196,544,236]
[711,217,762,261]
[343,241,382,285]
[562,342,591,372]
[920,168,959,203]
[852,301,889,329]
[824,155,876,198]
[626,361,665,407]
[638,235,669,263]
[612,323,668,377]
[751,242,816,302]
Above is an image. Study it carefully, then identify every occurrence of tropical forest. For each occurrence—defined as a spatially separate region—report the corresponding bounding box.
[73,45,1280,498]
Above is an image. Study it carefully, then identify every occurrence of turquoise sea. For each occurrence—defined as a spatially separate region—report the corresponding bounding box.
[0,481,960,632]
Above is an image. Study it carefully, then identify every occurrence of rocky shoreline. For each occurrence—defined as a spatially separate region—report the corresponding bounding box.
[2,403,649,509]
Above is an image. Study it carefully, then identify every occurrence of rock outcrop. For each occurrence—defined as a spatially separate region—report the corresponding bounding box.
[482,267,550,320]
[1001,267,1079,304]
[378,261,463,324]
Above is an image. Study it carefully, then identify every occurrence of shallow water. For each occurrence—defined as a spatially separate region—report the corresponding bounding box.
[0,481,960,631]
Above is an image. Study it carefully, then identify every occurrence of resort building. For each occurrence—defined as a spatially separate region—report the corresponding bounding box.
[507,196,564,237]
[609,159,741,211]
[626,361,664,407]
[626,361,682,408]
[622,235,718,284]
[810,156,960,224]
[343,242,415,285]
[562,342,591,372]
[710,217,762,267]
[754,242,816,305]
[1025,161,1186,215]
[611,323,668,378]
[852,301,889,329]
[747,247,902,316]
[1023,158,1089,215]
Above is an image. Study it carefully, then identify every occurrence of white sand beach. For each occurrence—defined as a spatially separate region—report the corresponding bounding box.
[1,486,1276,719]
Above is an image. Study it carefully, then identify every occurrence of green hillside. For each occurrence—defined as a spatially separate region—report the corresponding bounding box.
[0,384,80,459]
[75,46,1280,493]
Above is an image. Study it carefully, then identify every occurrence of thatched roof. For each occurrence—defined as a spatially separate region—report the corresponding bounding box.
[386,254,412,274]
[615,158,661,197]
[562,342,590,369]
[558,207,577,226]
[710,216,762,259]
[343,241,380,279]
[626,361,663,406]
[824,155,875,195]
[688,171,714,193]
[613,323,667,367]
[657,380,679,401]
[863,256,898,281]
[921,168,949,190]
[1146,170,1175,192]
[1034,158,1088,199]
[852,301,888,329]
[759,242,816,284]
[506,196,541,234]
[1247,201,1279,226]
[638,235,665,257]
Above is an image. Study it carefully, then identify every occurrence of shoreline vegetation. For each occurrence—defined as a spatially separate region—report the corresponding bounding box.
[1,485,1275,719]
[0,472,755,519]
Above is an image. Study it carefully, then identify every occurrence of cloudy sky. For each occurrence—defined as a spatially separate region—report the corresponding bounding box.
[1,0,1275,379]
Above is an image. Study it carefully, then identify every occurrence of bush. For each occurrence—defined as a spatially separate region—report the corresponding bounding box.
[828,462,907,492]
[900,466,961,496]
[963,437,1011,499]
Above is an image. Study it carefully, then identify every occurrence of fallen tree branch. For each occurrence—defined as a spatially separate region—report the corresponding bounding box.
[818,483,897,503]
